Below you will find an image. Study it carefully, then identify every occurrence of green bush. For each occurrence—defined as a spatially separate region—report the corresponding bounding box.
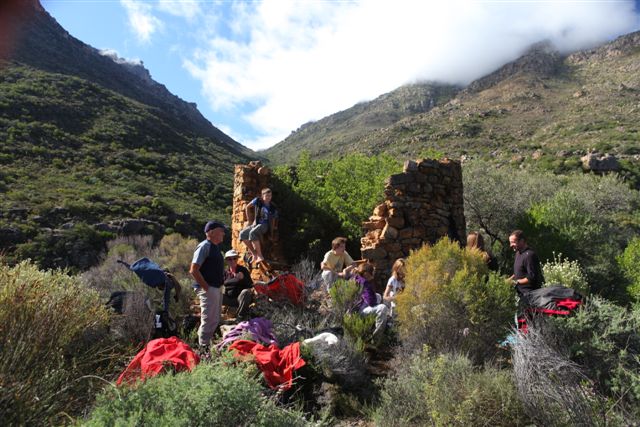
[618,237,640,301]
[81,361,309,426]
[396,239,514,361]
[374,348,529,426]
[342,312,376,354]
[14,222,112,273]
[0,260,118,425]
[551,296,640,418]
[273,152,402,262]
[328,278,362,319]
[542,252,589,296]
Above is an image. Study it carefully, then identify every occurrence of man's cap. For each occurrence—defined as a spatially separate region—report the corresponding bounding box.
[204,221,227,233]
[224,249,239,259]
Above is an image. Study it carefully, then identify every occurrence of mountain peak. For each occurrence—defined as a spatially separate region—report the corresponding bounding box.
[465,41,562,93]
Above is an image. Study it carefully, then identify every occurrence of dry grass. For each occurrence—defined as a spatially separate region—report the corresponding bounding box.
[512,319,602,426]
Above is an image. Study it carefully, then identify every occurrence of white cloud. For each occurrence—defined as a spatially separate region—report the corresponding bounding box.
[184,0,639,151]
[98,48,142,66]
[120,0,163,44]
[157,0,201,20]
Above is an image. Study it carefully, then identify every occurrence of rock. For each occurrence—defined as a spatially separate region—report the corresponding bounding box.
[388,173,410,185]
[381,224,398,240]
[373,203,388,217]
[403,160,418,172]
[532,149,544,160]
[581,152,620,172]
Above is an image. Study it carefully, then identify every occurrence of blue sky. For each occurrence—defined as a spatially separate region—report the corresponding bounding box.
[42,1,640,151]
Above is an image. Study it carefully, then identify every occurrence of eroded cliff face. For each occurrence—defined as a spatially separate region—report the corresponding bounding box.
[361,158,466,290]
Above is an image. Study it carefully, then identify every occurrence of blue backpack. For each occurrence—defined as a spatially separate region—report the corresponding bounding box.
[119,257,167,288]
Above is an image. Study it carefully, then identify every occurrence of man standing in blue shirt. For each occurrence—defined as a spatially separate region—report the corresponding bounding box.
[190,221,226,349]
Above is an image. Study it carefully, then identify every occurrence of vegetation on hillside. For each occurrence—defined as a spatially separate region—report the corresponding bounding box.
[0,64,250,272]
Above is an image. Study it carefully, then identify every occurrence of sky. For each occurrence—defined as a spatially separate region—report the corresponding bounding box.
[41,1,640,151]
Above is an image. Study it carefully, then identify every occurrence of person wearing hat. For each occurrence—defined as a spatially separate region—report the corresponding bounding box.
[222,249,254,319]
[190,221,227,348]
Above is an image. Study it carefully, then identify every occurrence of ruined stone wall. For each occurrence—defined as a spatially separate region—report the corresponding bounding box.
[230,161,284,267]
[360,158,466,289]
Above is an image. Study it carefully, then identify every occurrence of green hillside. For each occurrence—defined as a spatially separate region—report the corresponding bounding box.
[0,2,255,270]
[265,33,640,175]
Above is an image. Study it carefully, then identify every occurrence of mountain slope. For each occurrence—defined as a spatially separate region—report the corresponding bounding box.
[265,33,640,171]
[0,0,255,270]
[266,82,461,163]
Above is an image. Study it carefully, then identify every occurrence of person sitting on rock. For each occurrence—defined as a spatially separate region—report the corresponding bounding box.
[383,258,406,316]
[239,187,278,264]
[222,249,254,320]
[353,262,389,343]
[321,236,357,288]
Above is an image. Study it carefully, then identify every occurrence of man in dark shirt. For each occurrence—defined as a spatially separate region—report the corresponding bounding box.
[190,221,227,348]
[509,229,543,296]
[222,249,253,319]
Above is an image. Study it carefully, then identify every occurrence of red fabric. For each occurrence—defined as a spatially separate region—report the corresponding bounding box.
[254,273,304,305]
[117,337,199,386]
[556,298,582,310]
[229,339,306,390]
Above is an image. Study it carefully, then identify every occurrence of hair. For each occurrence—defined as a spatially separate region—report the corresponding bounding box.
[510,229,525,241]
[261,187,272,195]
[357,262,374,276]
[332,237,348,250]
[391,258,406,281]
[466,232,486,251]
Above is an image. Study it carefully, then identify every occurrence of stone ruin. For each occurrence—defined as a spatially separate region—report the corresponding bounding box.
[230,158,466,288]
[360,158,466,290]
[230,161,285,278]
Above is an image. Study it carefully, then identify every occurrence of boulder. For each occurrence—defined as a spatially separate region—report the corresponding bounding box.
[581,152,620,172]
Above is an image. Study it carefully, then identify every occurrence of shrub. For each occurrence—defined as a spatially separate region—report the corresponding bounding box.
[550,296,640,420]
[542,252,589,296]
[0,260,118,425]
[14,222,112,273]
[374,347,529,426]
[82,234,195,320]
[512,323,603,426]
[463,161,558,258]
[81,361,309,426]
[328,278,362,320]
[523,173,639,301]
[396,239,514,361]
[618,237,640,301]
[342,312,376,353]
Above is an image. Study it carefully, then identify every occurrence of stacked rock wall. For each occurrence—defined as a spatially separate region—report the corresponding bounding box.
[360,158,466,290]
[230,161,284,266]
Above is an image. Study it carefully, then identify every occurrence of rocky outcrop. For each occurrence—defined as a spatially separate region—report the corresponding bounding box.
[94,218,165,238]
[466,41,562,94]
[360,158,466,289]
[568,30,640,64]
[581,152,621,173]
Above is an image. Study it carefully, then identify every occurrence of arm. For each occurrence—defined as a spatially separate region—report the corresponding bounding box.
[190,263,209,291]
[383,284,394,301]
[224,270,244,285]
[320,252,333,271]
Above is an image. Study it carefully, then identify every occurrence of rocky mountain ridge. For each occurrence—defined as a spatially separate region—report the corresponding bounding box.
[265,30,640,175]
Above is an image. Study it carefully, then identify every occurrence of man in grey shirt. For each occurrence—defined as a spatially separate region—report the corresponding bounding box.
[190,221,226,348]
